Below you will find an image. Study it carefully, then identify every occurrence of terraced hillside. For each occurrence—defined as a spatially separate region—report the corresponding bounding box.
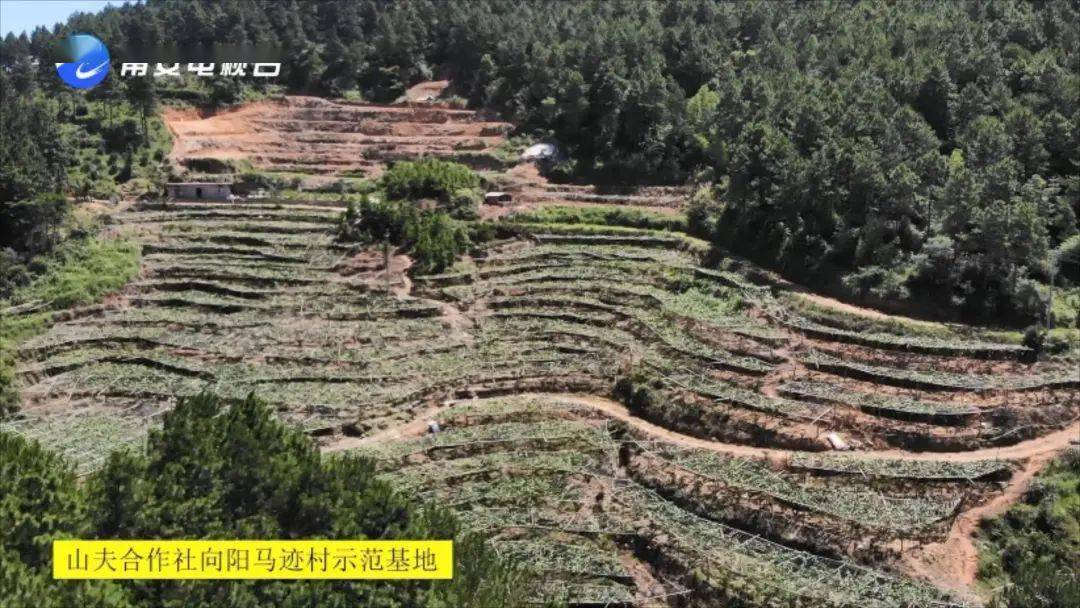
[505,169,689,216]
[165,96,513,179]
[5,193,1077,606]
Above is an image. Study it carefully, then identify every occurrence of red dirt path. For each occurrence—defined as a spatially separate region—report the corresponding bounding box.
[326,391,1079,599]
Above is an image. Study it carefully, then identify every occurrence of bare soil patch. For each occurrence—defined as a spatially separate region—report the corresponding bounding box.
[163,96,512,180]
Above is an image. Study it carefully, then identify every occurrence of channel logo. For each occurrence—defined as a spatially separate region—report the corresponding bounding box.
[55,34,110,89]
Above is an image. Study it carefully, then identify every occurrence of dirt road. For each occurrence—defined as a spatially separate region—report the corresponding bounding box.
[547,394,1078,464]
[326,391,1078,598]
[329,391,1078,466]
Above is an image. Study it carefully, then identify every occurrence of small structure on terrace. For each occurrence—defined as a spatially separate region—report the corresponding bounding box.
[483,191,513,206]
[520,142,560,162]
[166,182,232,201]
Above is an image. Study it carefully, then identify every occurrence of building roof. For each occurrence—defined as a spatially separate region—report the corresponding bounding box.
[166,182,231,187]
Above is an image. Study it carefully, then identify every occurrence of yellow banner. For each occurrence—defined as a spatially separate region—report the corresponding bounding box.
[53,540,453,580]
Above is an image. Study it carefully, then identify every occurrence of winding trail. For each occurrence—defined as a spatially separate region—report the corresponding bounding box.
[547,394,1076,464]
[328,392,1078,463]
[900,451,1061,599]
[323,391,1079,598]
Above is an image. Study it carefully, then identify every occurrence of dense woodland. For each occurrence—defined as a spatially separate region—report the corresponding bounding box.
[3,0,1079,324]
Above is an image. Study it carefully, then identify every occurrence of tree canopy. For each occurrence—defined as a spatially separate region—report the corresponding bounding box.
[1,393,530,608]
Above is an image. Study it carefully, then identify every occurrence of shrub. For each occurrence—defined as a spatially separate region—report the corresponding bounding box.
[233,172,293,195]
[981,450,1080,608]
[468,221,499,246]
[181,157,239,174]
[12,238,140,309]
[381,158,480,205]
[405,211,471,274]
[339,197,469,274]
[613,377,635,404]
[686,186,719,239]
[1022,324,1046,352]
[613,373,657,415]
[449,188,482,219]
[1,236,139,417]
[443,95,469,109]
[339,195,413,244]
[0,359,18,418]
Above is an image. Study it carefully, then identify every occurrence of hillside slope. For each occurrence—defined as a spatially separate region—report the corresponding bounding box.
[4,183,1076,605]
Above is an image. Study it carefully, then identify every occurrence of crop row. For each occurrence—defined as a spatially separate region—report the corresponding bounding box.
[135,200,345,213]
[47,314,449,350]
[159,229,336,248]
[616,485,967,608]
[416,472,588,509]
[647,443,959,530]
[142,243,342,266]
[440,395,602,421]
[653,365,821,419]
[116,208,340,224]
[778,381,981,423]
[156,219,333,235]
[482,242,694,267]
[121,289,441,319]
[440,253,780,345]
[366,419,617,460]
[464,267,774,375]
[485,302,772,376]
[143,264,331,285]
[376,449,602,490]
[500,222,707,250]
[800,352,1079,392]
[782,316,1029,359]
[788,453,1013,480]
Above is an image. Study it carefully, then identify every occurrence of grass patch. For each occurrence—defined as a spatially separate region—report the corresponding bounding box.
[508,204,687,232]
[8,238,140,309]
[784,291,1023,342]
[1,236,140,416]
[978,449,1080,607]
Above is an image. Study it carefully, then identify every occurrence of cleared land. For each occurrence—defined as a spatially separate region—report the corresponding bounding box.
[164,95,513,180]
[5,98,1078,607]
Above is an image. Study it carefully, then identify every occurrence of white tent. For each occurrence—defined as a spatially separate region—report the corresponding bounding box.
[520,143,558,161]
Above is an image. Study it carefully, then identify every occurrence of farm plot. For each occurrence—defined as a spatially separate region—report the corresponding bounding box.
[355,397,652,604]
[626,441,961,533]
[164,96,513,180]
[0,399,167,474]
[799,351,1079,392]
[778,381,982,423]
[354,394,974,608]
[438,236,1076,453]
[788,453,1013,481]
[10,201,468,453]
[6,190,1076,607]
[13,204,650,464]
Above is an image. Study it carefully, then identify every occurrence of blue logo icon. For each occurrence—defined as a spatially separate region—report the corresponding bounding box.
[55,34,110,89]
